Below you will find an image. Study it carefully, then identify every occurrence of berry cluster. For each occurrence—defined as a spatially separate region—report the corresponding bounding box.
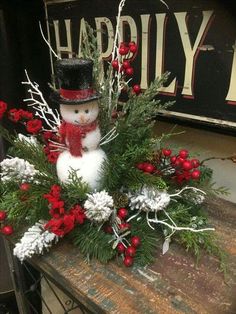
[0,100,43,134]
[164,149,201,184]
[44,185,86,236]
[0,210,13,235]
[43,131,61,164]
[136,162,157,174]
[104,207,141,267]
[8,108,33,123]
[117,235,141,267]
[111,41,141,95]
[136,148,201,185]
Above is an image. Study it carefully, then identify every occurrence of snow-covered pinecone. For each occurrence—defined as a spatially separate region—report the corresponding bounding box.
[0,157,38,183]
[129,186,170,212]
[13,220,59,262]
[84,190,114,223]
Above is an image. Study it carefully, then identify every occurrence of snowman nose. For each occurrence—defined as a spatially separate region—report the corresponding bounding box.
[80,114,86,123]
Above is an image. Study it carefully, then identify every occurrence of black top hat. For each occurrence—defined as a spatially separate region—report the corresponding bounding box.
[51,58,101,105]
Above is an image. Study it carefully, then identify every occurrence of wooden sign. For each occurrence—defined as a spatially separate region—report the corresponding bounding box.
[44,0,236,130]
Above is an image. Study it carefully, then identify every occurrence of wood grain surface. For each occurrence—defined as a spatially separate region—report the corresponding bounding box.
[29,197,236,314]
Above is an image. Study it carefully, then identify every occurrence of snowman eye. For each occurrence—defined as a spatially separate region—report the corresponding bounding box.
[74,109,79,114]
[85,109,89,114]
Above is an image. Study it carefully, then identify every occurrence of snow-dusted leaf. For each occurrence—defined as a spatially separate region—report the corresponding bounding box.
[112,239,119,250]
[162,237,171,255]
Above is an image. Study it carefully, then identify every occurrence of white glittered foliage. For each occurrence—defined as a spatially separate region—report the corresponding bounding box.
[17,133,38,146]
[129,186,171,212]
[13,221,59,262]
[0,157,38,183]
[84,190,114,222]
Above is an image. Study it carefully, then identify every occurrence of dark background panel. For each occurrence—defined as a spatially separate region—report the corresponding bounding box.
[46,0,236,129]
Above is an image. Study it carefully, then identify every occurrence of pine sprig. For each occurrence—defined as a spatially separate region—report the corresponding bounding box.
[61,169,90,208]
[131,217,160,266]
[177,230,227,273]
[71,222,116,263]
[80,21,103,91]
[0,124,15,144]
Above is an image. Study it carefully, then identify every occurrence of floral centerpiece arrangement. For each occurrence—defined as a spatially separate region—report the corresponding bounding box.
[0,2,231,268]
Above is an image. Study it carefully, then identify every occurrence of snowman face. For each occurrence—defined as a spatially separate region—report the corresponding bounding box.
[60,100,99,125]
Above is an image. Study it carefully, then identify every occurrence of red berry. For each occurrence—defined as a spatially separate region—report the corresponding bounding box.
[123,256,134,267]
[176,173,185,184]
[118,208,128,219]
[137,162,145,170]
[191,159,200,168]
[131,236,141,247]
[122,60,130,69]
[170,156,177,164]
[179,149,189,159]
[117,242,125,253]
[125,246,136,257]
[119,46,127,55]
[191,170,201,180]
[0,211,7,221]
[143,163,156,173]
[182,160,193,171]
[119,223,127,230]
[1,225,13,235]
[125,67,134,76]
[129,44,137,53]
[111,59,119,69]
[104,225,113,234]
[162,149,172,157]
[183,171,191,180]
[175,157,184,167]
[124,222,131,229]
[20,183,30,191]
[128,41,136,47]
[111,110,118,119]
[133,84,141,95]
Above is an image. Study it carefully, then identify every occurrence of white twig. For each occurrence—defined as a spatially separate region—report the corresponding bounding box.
[160,0,169,9]
[100,127,116,142]
[110,227,130,248]
[22,70,61,132]
[163,209,177,227]
[148,217,215,233]
[170,186,206,198]
[39,22,61,60]
[100,132,119,146]
[126,210,141,223]
[108,0,126,115]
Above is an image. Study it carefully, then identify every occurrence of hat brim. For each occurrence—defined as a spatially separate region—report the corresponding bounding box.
[50,90,101,105]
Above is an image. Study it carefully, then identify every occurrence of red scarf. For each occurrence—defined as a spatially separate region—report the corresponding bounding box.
[59,120,97,157]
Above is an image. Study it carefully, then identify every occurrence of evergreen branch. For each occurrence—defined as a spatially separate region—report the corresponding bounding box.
[71,222,116,263]
[0,124,15,144]
[131,217,159,266]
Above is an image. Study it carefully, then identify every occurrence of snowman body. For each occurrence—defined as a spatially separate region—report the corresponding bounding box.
[56,101,106,190]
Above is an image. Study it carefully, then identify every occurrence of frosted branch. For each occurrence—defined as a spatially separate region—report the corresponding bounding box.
[170,186,206,198]
[22,70,61,132]
[39,22,61,60]
[147,217,215,233]
[108,0,126,115]
[100,127,119,146]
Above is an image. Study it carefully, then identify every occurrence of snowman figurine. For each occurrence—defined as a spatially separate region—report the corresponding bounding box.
[52,58,106,190]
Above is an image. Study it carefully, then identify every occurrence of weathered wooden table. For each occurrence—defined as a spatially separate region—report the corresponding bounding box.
[26,197,236,314]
